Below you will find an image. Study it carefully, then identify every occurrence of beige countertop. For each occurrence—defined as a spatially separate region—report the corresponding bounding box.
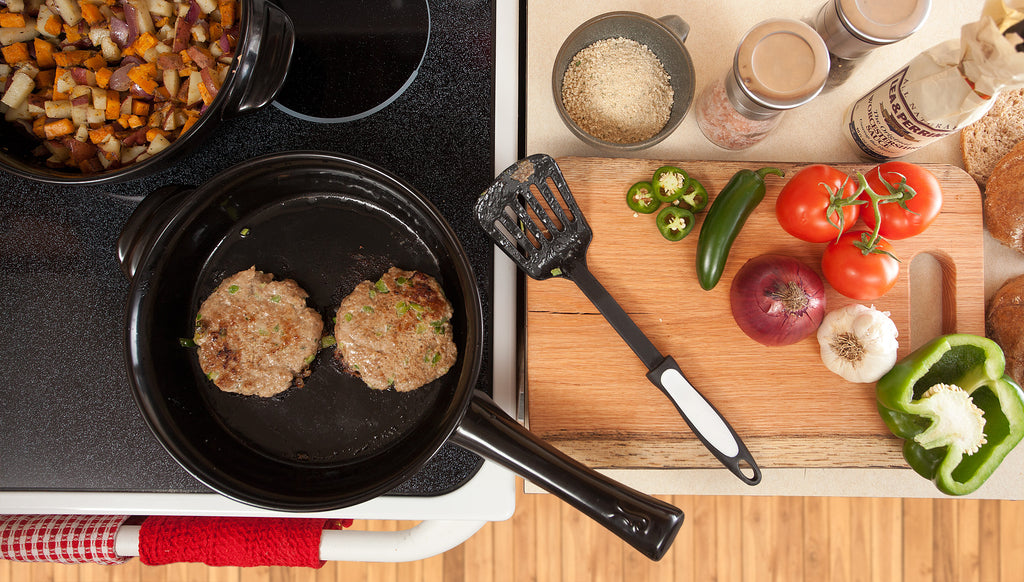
[524,0,1024,498]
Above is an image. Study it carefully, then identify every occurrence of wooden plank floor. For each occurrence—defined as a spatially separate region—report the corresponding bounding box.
[2,481,1023,582]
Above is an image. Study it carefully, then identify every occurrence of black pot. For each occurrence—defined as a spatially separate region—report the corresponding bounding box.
[119,151,683,561]
[0,0,293,185]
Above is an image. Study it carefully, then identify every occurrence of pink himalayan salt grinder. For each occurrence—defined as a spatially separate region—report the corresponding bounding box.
[695,19,830,150]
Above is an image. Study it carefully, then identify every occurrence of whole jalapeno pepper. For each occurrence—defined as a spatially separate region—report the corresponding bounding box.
[626,181,659,214]
[696,167,785,290]
[679,177,709,212]
[656,206,695,241]
[652,166,688,204]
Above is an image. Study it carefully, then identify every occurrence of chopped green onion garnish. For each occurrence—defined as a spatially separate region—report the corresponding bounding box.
[375,279,389,293]
[271,295,281,303]
[396,276,407,285]
[344,313,353,322]
[396,301,409,315]
[304,354,315,365]
[362,305,374,313]
[228,284,240,294]
[551,267,563,277]
[179,337,196,348]
[240,227,250,237]
[321,335,337,348]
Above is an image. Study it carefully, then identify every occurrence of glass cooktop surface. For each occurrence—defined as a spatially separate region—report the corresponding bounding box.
[0,0,496,498]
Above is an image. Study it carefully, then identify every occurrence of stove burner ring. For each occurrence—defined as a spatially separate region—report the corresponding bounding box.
[272,0,431,123]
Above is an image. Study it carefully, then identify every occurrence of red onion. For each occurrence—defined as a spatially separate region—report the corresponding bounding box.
[729,254,826,346]
[110,17,130,48]
[107,63,135,91]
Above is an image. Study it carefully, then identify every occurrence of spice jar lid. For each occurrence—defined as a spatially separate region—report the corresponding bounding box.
[838,0,931,45]
[733,19,830,110]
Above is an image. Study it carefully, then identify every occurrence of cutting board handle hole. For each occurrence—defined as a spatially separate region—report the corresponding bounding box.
[909,251,953,352]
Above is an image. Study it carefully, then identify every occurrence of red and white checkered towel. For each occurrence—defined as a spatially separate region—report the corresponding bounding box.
[0,515,130,565]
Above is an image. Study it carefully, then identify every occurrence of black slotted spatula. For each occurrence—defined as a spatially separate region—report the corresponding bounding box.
[476,154,761,485]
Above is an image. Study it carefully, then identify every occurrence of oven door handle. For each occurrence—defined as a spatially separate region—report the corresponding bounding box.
[114,519,486,563]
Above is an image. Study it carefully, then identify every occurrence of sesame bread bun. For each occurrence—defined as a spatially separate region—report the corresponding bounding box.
[984,140,1024,255]
[961,88,1024,185]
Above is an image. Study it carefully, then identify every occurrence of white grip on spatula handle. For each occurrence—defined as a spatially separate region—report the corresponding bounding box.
[647,357,761,485]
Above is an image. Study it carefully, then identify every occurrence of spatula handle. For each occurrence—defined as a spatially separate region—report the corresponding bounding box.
[647,357,761,485]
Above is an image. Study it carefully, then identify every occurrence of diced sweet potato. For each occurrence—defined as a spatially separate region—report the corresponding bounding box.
[2,42,30,65]
[53,50,90,67]
[0,13,27,28]
[43,117,75,139]
[34,38,55,69]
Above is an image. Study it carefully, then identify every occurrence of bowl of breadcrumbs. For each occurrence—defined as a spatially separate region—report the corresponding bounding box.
[553,12,695,150]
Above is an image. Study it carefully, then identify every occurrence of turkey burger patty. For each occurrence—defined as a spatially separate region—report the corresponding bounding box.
[194,266,324,397]
[334,267,457,392]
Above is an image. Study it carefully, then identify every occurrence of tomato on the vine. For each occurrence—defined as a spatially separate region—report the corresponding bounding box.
[821,230,900,300]
[776,164,861,243]
[861,161,942,240]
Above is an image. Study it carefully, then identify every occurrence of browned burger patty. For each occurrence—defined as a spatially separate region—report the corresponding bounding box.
[334,267,457,391]
[194,266,324,397]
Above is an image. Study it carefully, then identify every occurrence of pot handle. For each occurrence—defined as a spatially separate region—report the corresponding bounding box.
[451,391,684,561]
[222,0,295,117]
[117,185,193,280]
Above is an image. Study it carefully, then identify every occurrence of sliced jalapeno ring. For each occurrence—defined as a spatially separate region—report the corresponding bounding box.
[652,165,688,204]
[678,177,709,212]
[626,181,659,214]
[656,206,695,241]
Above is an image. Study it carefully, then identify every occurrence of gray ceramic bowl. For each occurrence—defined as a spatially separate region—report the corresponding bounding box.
[553,12,695,151]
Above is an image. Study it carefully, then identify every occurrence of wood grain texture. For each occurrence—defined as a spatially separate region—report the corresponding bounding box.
[3,489,1024,581]
[525,157,984,469]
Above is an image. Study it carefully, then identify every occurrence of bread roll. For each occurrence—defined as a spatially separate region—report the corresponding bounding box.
[987,273,1024,385]
[961,88,1024,185]
[983,140,1024,254]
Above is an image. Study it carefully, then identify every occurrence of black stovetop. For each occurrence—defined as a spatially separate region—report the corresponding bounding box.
[0,0,495,497]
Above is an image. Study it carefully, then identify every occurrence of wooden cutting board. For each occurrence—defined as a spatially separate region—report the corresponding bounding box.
[525,157,984,470]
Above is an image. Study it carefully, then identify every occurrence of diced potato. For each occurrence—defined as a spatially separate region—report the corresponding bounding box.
[52,0,83,26]
[147,0,174,17]
[7,0,26,12]
[121,144,146,163]
[0,23,39,46]
[43,99,72,118]
[162,68,179,96]
[4,99,30,121]
[100,35,120,61]
[70,84,92,100]
[186,70,202,105]
[86,106,105,124]
[35,6,61,39]
[71,104,88,125]
[91,86,107,111]
[87,26,110,47]
[1,70,35,108]
[146,132,171,155]
[74,123,89,141]
[54,69,75,94]
[194,0,217,14]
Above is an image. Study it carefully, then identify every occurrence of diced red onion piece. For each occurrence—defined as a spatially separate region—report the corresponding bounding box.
[185,0,201,24]
[110,17,129,47]
[122,2,140,46]
[107,64,134,91]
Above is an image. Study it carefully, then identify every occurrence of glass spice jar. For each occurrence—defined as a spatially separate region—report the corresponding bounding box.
[810,0,931,89]
[695,19,830,150]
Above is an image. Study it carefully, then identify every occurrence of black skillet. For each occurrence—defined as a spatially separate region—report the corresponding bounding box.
[119,151,683,561]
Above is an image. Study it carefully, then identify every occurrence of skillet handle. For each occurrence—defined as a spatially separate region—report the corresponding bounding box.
[117,185,194,280]
[451,391,684,561]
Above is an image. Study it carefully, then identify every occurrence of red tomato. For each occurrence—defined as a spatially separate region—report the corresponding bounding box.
[776,164,860,243]
[822,230,900,300]
[861,161,942,240]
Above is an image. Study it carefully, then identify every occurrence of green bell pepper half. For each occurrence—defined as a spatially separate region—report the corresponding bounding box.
[876,333,1024,496]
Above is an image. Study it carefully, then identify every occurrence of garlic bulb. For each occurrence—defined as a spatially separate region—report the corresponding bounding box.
[817,304,899,383]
